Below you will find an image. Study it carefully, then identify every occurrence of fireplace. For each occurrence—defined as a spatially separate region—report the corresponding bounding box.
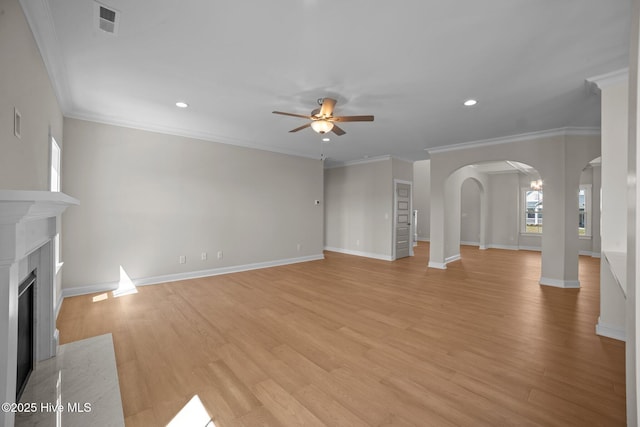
[0,191,78,427]
[16,271,35,401]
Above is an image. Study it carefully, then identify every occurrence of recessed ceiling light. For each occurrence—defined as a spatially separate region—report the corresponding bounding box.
[175,101,188,108]
[463,99,478,107]
[322,138,330,142]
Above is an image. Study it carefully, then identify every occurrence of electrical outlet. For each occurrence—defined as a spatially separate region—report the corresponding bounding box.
[297,243,301,252]
[217,251,223,260]
[179,255,186,264]
[356,239,360,247]
[201,252,207,261]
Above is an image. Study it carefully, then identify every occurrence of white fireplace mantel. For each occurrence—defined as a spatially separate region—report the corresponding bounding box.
[0,190,78,427]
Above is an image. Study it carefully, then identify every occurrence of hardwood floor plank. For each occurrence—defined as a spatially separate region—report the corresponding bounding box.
[205,360,263,417]
[57,243,625,426]
[236,406,285,427]
[252,379,326,427]
[293,384,369,427]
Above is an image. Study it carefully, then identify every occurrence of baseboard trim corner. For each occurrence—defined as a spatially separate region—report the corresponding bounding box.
[428,261,447,269]
[445,254,461,264]
[539,277,580,288]
[596,318,626,342]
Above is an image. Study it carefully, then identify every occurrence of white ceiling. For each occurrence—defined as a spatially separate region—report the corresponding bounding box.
[22,0,630,166]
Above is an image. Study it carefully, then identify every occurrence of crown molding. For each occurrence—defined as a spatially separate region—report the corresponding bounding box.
[426,127,600,156]
[65,111,321,161]
[586,68,629,91]
[324,155,393,169]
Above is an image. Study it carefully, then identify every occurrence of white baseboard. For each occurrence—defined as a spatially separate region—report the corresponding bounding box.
[55,292,64,320]
[62,282,119,298]
[137,254,326,286]
[539,277,580,288]
[428,254,460,269]
[579,250,602,258]
[596,317,626,341]
[428,261,446,269]
[460,241,480,247]
[323,247,393,261]
[486,244,519,251]
[445,254,461,263]
[417,237,430,242]
[518,245,541,252]
[62,254,325,298]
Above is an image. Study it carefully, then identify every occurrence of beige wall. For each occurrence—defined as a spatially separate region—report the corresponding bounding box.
[413,160,431,240]
[460,178,481,245]
[61,118,324,290]
[488,173,521,248]
[0,0,63,190]
[324,159,393,259]
[391,158,413,183]
[601,81,629,254]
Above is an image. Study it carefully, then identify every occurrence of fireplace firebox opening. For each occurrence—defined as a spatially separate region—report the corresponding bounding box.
[16,271,36,401]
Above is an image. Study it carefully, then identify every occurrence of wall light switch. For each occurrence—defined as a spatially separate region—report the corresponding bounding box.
[179,255,186,264]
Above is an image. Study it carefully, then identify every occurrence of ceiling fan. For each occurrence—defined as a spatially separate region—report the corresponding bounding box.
[272,98,374,136]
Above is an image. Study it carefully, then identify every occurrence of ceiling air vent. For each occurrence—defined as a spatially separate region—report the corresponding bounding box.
[94,2,120,35]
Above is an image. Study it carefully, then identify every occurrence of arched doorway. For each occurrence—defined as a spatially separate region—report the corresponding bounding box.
[435,160,543,271]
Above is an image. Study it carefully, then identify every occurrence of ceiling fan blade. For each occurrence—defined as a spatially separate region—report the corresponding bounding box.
[332,115,375,122]
[319,98,337,117]
[289,123,312,133]
[273,111,313,119]
[331,124,346,136]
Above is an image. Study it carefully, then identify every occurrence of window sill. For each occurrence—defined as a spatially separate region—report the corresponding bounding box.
[520,233,542,237]
[579,236,592,240]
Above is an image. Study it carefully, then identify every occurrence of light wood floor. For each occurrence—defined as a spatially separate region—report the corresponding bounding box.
[57,243,626,426]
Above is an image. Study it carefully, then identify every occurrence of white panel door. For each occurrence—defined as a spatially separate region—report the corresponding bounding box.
[395,182,411,259]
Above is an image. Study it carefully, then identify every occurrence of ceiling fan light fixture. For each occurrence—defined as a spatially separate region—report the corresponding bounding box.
[310,120,334,134]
